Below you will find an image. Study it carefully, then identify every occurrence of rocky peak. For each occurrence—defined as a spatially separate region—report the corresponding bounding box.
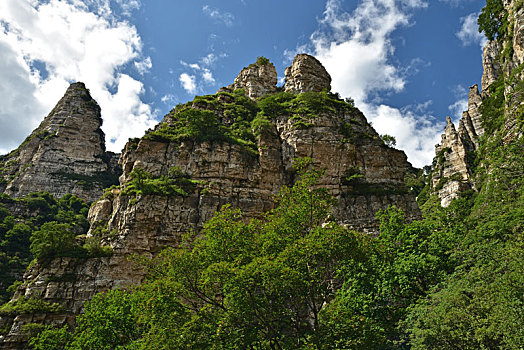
[431,87,483,207]
[228,57,278,99]
[430,0,524,207]
[0,82,120,203]
[284,54,331,94]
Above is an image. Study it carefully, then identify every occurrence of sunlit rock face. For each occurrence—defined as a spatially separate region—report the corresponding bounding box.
[0,82,120,203]
[284,54,331,94]
[431,0,524,207]
[228,59,278,99]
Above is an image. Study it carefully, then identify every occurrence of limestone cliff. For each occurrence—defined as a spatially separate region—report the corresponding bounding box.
[431,86,483,207]
[431,0,524,207]
[0,83,120,203]
[0,55,420,348]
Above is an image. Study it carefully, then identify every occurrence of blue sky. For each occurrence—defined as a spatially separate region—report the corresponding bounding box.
[0,0,487,167]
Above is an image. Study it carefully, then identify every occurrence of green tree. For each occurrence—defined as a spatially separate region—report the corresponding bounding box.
[31,160,372,349]
[380,134,397,147]
[478,0,506,40]
[29,222,77,260]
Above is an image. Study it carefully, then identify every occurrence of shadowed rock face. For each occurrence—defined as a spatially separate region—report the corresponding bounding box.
[0,82,120,203]
[284,54,331,94]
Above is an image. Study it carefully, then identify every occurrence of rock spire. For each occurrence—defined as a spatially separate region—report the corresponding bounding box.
[284,54,331,93]
[0,82,120,203]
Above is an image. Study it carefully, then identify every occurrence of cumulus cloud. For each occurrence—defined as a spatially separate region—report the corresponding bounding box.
[178,53,221,95]
[202,69,215,84]
[202,5,235,27]
[179,73,197,94]
[0,0,156,154]
[457,12,487,48]
[312,0,428,103]
[360,103,444,167]
[134,57,152,75]
[296,0,441,167]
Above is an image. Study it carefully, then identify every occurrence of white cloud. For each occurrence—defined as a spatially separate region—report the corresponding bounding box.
[178,53,221,94]
[0,0,156,154]
[299,0,439,167]
[134,56,152,75]
[202,5,235,27]
[115,0,141,16]
[179,73,197,94]
[457,12,487,48]
[361,103,444,168]
[161,93,177,105]
[202,69,215,84]
[312,0,428,103]
[439,0,475,7]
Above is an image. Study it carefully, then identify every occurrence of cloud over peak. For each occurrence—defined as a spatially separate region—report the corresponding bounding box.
[303,0,440,167]
[0,0,156,154]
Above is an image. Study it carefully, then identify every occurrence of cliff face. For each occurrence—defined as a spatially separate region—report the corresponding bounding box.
[431,0,523,207]
[0,83,120,203]
[0,54,420,348]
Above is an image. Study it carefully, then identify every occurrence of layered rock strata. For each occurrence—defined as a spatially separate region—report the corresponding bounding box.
[0,83,120,203]
[0,55,420,348]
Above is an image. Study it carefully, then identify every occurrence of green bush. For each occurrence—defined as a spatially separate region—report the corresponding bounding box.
[0,296,64,316]
[29,222,77,260]
[122,167,200,198]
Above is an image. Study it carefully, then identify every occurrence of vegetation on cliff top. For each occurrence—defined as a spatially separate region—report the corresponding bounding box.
[143,89,359,155]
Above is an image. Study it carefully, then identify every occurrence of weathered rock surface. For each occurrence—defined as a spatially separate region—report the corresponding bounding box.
[432,84,487,207]
[0,83,120,203]
[482,40,501,93]
[228,59,278,99]
[284,54,331,94]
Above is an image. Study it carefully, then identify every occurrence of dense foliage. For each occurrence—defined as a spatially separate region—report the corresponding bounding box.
[0,193,94,304]
[478,0,507,40]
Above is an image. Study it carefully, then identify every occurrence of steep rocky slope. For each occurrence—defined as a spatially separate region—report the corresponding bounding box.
[0,55,420,348]
[0,83,120,203]
[431,0,523,206]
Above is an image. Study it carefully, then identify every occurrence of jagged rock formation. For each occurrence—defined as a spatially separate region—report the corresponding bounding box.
[432,82,488,207]
[0,54,420,348]
[0,83,120,203]
[431,0,523,207]
[227,58,278,99]
[284,54,331,93]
